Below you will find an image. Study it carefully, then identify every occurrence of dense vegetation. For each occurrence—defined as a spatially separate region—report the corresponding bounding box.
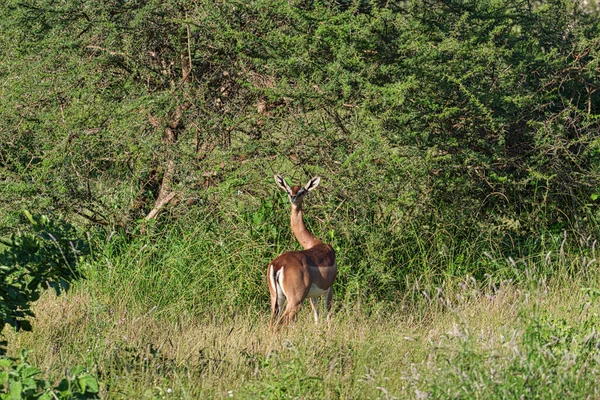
[1,0,599,398]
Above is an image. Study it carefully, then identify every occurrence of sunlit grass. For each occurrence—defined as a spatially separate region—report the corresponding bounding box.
[7,251,600,399]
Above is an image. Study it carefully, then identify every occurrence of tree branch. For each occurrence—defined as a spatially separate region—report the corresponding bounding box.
[144,191,177,221]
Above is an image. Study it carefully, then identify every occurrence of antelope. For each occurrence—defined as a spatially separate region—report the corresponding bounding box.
[267,175,337,328]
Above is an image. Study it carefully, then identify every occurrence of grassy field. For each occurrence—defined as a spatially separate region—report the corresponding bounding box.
[1,1,599,398]
[6,244,600,399]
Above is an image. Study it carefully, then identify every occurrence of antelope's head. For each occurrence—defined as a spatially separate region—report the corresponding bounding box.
[274,175,321,207]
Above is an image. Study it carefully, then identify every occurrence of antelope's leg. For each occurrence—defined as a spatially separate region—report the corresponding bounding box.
[279,300,303,327]
[325,287,334,323]
[309,297,319,324]
[270,296,280,329]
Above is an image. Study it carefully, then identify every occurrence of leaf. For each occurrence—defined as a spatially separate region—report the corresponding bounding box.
[56,377,70,394]
[21,365,41,379]
[8,381,22,399]
[23,210,35,225]
[78,376,87,392]
[78,374,99,394]
[21,377,38,391]
[69,365,85,377]
[0,358,12,368]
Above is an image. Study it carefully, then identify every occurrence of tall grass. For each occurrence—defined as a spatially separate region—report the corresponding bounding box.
[5,221,600,398]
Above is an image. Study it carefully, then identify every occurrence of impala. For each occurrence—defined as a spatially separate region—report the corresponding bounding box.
[267,175,337,328]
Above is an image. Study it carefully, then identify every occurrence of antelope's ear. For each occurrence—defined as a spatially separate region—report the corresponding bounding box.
[304,176,321,192]
[274,174,292,194]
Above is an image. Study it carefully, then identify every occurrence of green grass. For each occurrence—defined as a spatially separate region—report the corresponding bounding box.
[5,240,600,399]
[3,209,600,398]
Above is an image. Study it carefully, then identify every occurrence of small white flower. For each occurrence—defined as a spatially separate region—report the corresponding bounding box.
[167,388,172,394]
[228,390,233,397]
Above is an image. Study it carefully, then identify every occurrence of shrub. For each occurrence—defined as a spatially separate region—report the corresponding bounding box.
[0,213,89,353]
[0,350,99,400]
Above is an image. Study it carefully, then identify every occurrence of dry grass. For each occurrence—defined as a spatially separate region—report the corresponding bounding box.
[6,271,598,399]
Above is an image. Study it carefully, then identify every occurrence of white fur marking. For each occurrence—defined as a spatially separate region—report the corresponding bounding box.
[268,265,276,294]
[276,267,286,306]
[307,283,327,298]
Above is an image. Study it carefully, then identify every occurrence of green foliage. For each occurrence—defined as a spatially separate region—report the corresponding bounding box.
[1,0,598,241]
[2,1,600,397]
[0,350,98,399]
[0,213,89,351]
[1,0,598,312]
[244,354,324,399]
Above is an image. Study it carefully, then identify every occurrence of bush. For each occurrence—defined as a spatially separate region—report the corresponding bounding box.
[0,213,89,353]
[0,0,599,306]
[0,350,99,400]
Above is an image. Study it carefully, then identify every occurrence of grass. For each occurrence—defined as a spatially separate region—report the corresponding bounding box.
[5,248,600,399]
[3,211,600,398]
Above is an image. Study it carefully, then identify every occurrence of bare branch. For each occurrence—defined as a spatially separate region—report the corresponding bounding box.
[144,191,177,221]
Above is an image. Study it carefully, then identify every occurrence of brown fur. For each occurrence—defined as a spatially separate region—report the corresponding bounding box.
[270,244,337,291]
[269,175,338,329]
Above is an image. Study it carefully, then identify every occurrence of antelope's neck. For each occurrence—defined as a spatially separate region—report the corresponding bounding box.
[290,206,321,250]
